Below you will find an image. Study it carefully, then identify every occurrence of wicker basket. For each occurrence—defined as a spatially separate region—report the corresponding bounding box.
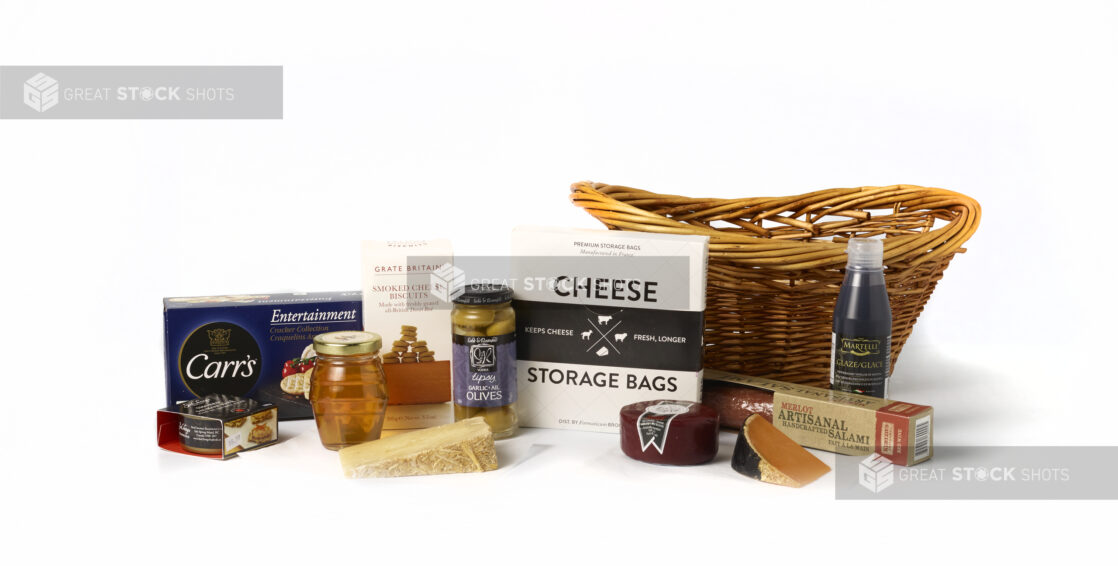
[570,181,981,388]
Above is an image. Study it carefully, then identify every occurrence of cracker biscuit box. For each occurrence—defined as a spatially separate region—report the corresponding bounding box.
[163,292,362,420]
[510,227,709,432]
[361,240,454,430]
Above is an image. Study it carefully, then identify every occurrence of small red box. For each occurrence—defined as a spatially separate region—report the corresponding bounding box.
[157,396,278,459]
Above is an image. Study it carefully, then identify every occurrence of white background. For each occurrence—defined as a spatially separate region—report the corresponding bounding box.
[2,0,1114,563]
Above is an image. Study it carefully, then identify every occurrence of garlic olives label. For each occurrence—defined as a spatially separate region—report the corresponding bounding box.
[452,334,517,408]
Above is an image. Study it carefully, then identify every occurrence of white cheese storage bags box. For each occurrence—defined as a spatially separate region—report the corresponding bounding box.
[510,226,709,432]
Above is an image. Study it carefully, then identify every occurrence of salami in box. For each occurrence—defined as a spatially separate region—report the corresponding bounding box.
[704,369,934,466]
[510,226,709,432]
[163,292,362,420]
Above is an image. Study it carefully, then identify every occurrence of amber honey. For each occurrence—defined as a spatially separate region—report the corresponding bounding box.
[309,331,389,450]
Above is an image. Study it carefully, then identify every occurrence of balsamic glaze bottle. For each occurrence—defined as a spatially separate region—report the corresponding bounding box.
[830,238,892,398]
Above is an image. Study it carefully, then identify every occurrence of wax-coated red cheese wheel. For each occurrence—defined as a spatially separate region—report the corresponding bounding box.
[619,400,720,465]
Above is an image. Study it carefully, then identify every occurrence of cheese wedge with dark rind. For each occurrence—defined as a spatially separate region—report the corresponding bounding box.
[731,414,831,487]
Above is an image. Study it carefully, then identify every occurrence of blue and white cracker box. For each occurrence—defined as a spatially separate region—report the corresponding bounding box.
[510,226,709,432]
[163,292,363,420]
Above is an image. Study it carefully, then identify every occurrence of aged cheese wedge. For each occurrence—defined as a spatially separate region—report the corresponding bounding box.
[731,414,831,487]
[338,417,498,478]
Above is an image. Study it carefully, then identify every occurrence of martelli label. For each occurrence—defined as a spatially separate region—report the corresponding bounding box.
[830,333,891,398]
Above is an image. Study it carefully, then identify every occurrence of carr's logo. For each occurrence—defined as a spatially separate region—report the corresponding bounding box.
[207,328,232,348]
[859,453,895,493]
[179,322,261,398]
[469,344,496,372]
[430,262,466,303]
[24,73,59,112]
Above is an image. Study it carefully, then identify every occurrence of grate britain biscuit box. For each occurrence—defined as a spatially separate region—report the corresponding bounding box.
[163,292,363,420]
[362,240,455,430]
[510,226,709,432]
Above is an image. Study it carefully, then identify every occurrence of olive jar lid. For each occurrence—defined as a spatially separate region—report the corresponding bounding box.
[453,283,513,305]
[313,331,382,355]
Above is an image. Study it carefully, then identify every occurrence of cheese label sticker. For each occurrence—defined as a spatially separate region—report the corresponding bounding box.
[637,402,693,454]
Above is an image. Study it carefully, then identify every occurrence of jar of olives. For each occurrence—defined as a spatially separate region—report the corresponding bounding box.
[451,284,518,439]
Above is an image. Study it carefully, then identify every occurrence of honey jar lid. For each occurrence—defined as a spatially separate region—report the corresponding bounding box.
[313,331,382,355]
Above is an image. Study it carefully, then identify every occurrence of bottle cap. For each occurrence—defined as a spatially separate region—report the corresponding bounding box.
[845,238,884,269]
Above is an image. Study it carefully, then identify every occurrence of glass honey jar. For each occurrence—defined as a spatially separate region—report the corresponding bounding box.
[309,331,389,450]
[451,284,518,439]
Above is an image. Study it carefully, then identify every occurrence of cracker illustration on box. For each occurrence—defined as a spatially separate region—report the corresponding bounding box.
[248,423,275,444]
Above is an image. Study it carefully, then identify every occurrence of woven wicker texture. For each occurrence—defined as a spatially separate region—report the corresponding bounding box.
[570,181,981,388]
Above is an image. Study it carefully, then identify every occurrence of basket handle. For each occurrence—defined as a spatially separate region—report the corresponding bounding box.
[570,181,981,270]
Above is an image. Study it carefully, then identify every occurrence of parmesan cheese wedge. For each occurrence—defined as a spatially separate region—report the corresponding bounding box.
[338,417,498,478]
